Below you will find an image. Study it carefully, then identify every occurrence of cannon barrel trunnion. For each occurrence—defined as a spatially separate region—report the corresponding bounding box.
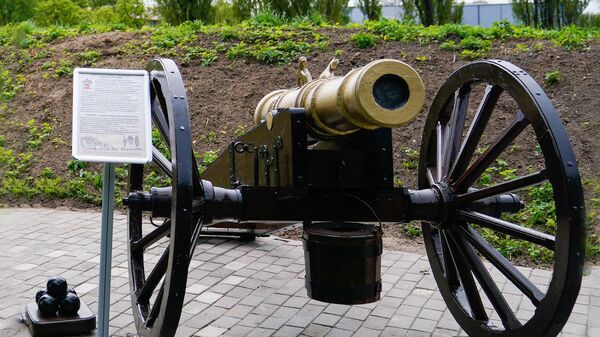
[123,57,586,337]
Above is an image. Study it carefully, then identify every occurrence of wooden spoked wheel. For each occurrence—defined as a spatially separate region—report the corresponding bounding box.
[127,58,204,337]
[418,60,585,336]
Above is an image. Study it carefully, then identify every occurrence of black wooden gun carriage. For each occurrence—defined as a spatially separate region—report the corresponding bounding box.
[123,57,585,337]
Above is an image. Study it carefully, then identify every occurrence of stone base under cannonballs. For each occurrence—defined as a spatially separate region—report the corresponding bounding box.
[21,300,96,337]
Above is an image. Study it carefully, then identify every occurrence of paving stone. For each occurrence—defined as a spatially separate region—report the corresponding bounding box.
[222,325,253,337]
[273,326,304,337]
[247,327,276,337]
[354,326,382,337]
[303,323,332,337]
[325,328,354,337]
[335,317,362,332]
[1,208,599,337]
[195,325,227,337]
[313,313,341,327]
[345,306,371,320]
[411,317,437,333]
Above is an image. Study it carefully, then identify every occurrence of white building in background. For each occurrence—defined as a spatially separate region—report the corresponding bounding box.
[349,0,599,27]
[142,0,599,27]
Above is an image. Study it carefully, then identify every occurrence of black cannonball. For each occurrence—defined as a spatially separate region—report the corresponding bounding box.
[38,294,59,316]
[47,276,68,299]
[67,288,77,295]
[35,289,47,303]
[58,293,81,316]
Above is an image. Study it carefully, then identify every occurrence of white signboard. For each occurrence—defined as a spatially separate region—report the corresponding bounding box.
[72,68,152,164]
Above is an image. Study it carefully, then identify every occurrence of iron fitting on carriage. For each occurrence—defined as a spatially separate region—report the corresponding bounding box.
[405,184,525,225]
[123,181,243,222]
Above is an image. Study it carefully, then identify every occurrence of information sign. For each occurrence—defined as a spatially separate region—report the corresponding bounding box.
[72,68,151,163]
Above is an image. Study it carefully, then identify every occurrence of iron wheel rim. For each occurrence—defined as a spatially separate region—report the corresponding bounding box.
[417,60,585,336]
[127,58,199,337]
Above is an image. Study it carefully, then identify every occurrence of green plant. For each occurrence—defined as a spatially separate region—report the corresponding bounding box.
[403,223,422,238]
[544,70,562,86]
[351,32,377,49]
[401,147,419,169]
[0,63,25,102]
[198,150,219,173]
[514,43,528,54]
[54,60,74,77]
[25,119,52,149]
[67,159,88,173]
[35,0,83,26]
[234,125,246,137]
[460,49,487,60]
[115,0,145,28]
[78,50,102,66]
[440,40,458,50]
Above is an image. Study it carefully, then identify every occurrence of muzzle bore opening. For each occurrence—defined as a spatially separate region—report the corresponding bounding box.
[372,74,410,110]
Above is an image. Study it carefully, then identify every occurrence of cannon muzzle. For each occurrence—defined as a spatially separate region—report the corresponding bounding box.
[254,59,425,138]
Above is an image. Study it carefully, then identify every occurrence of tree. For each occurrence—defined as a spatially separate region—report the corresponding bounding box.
[414,0,462,26]
[115,0,145,27]
[89,0,116,6]
[35,0,83,26]
[263,0,292,17]
[290,0,313,16]
[0,0,36,25]
[155,0,214,24]
[400,0,418,21]
[315,0,349,23]
[358,0,382,20]
[512,0,589,28]
[232,0,257,21]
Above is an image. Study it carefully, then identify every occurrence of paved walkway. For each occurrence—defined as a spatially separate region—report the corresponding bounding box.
[0,208,598,337]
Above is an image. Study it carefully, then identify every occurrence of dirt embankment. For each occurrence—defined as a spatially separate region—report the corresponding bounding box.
[1,30,599,255]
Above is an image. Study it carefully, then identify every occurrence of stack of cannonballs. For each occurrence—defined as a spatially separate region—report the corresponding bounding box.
[36,276,81,316]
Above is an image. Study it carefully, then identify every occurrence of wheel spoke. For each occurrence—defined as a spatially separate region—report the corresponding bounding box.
[456,225,544,306]
[188,215,203,260]
[449,85,503,182]
[191,155,203,197]
[442,86,471,180]
[441,231,460,289]
[137,246,169,305]
[455,170,548,205]
[436,122,446,182]
[131,220,171,253]
[152,102,170,144]
[447,229,522,329]
[152,146,172,178]
[453,111,529,192]
[456,210,555,250]
[443,230,489,322]
[151,79,170,144]
[146,284,164,328]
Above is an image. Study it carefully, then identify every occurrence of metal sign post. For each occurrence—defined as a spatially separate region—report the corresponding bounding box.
[72,67,151,337]
[98,163,115,337]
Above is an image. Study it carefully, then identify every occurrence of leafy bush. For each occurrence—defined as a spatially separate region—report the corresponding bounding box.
[248,10,286,27]
[35,0,83,26]
[115,0,145,28]
[78,50,102,66]
[351,32,377,48]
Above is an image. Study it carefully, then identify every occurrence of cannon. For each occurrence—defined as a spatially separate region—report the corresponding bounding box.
[124,57,585,337]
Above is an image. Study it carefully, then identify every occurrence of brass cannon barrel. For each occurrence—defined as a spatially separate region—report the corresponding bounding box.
[254,59,425,138]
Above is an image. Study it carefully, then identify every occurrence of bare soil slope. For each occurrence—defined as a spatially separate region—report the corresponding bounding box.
[1,30,598,255]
